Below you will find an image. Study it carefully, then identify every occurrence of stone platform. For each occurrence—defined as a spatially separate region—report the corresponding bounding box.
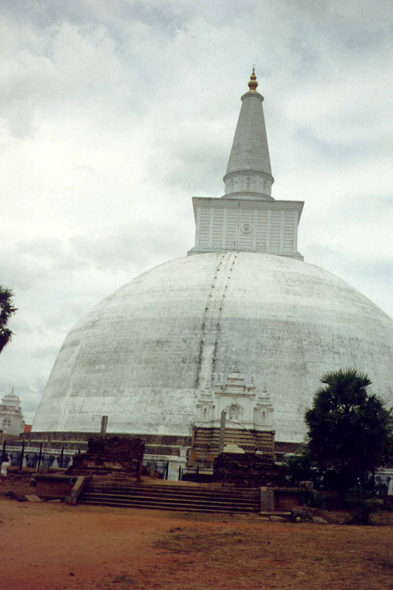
[213,452,286,488]
[66,435,145,481]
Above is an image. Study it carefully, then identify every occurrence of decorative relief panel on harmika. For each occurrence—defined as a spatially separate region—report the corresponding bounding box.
[196,366,274,431]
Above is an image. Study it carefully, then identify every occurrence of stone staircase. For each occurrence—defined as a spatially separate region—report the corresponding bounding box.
[192,427,274,461]
[78,480,260,514]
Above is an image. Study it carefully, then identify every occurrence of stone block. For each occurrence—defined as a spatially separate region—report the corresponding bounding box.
[291,506,319,521]
[260,487,275,512]
[25,494,42,503]
[67,436,144,480]
[312,516,327,524]
[213,453,285,487]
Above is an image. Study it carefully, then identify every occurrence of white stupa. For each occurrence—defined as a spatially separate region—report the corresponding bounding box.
[0,388,25,436]
[32,71,393,452]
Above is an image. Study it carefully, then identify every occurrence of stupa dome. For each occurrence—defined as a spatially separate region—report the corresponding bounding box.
[32,251,393,443]
[32,70,393,451]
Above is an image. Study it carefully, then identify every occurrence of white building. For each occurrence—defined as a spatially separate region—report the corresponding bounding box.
[196,365,273,431]
[0,388,25,436]
[31,71,393,459]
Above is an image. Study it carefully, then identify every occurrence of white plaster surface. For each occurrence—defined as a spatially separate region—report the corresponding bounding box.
[196,366,274,430]
[224,91,273,197]
[32,252,393,444]
[190,197,303,258]
[0,389,25,436]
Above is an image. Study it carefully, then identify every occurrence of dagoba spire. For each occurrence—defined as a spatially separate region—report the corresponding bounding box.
[189,70,303,260]
[223,68,274,201]
[248,67,258,92]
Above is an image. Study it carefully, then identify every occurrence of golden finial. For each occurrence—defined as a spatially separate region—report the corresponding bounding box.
[248,67,258,92]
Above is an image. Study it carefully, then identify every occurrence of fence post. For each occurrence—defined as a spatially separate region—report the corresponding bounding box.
[60,447,64,468]
[178,465,182,481]
[19,440,25,471]
[1,439,6,462]
[219,411,226,453]
[37,442,43,470]
[100,415,108,435]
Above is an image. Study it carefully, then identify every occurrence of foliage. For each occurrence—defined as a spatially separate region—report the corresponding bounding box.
[305,368,393,491]
[299,488,326,509]
[346,488,378,525]
[0,285,17,353]
[283,447,320,487]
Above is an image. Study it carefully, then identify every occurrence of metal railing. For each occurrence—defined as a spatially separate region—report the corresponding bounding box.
[1,440,76,470]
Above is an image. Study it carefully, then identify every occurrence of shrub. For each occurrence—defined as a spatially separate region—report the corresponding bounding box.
[283,448,321,487]
[299,488,326,509]
[346,488,378,525]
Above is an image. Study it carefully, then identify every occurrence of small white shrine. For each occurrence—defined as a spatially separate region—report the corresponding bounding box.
[0,388,25,436]
[196,366,273,431]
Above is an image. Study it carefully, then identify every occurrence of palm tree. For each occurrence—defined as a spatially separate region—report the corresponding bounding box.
[305,368,392,490]
[0,286,17,354]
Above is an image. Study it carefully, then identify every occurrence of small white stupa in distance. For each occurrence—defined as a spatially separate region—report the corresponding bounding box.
[0,388,25,436]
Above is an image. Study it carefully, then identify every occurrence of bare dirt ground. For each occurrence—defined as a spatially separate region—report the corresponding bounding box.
[0,474,393,590]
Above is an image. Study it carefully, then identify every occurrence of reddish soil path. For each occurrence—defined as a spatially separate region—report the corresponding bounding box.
[1,497,393,590]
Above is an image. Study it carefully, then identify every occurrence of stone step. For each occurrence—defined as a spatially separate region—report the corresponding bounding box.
[81,491,259,508]
[79,480,260,513]
[86,483,259,498]
[78,497,258,513]
[85,491,260,506]
[194,437,257,445]
[87,482,259,496]
[84,489,259,504]
[194,431,260,438]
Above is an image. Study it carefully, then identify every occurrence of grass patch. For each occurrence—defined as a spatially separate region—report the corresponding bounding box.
[381,559,393,570]
[110,572,136,587]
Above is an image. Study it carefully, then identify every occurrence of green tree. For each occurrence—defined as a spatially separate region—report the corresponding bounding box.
[0,286,17,353]
[305,368,393,491]
[284,446,320,487]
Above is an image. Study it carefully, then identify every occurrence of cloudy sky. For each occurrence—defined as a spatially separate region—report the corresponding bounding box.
[1,0,393,424]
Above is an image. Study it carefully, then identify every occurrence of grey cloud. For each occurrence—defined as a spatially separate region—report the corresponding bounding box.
[5,220,192,294]
[5,0,393,42]
[31,345,61,359]
[153,137,229,196]
[69,221,191,272]
[294,127,393,164]
[342,24,390,53]
[15,236,63,258]
[117,1,191,32]
[2,0,191,32]
[343,258,393,286]
[43,297,99,331]
[306,244,393,316]
[338,195,393,221]
[0,20,128,138]
[287,38,321,76]
[1,0,96,29]
[8,318,35,335]
[0,258,50,291]
[3,0,391,143]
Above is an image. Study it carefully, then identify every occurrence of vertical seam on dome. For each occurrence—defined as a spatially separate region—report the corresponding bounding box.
[54,297,117,431]
[194,253,238,394]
